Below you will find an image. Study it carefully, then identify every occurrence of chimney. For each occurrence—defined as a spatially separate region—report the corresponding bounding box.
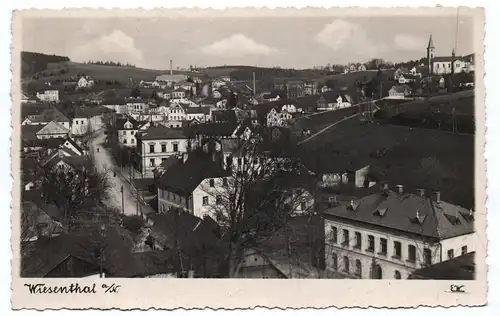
[170,60,173,75]
[252,72,256,96]
[434,191,441,203]
[395,184,403,193]
[417,189,425,197]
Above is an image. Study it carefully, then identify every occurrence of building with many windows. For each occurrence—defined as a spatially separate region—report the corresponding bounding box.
[322,184,476,279]
[135,127,191,178]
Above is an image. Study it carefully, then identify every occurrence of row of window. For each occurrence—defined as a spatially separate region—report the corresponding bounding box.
[122,130,135,135]
[73,120,86,125]
[149,143,179,153]
[331,253,402,279]
[330,226,468,264]
[123,138,135,144]
[202,195,223,206]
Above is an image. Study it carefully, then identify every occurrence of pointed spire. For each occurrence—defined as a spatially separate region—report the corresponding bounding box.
[452,48,456,57]
[427,34,435,49]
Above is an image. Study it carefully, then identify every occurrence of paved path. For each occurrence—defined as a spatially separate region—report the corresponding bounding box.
[297,114,362,145]
[89,130,141,216]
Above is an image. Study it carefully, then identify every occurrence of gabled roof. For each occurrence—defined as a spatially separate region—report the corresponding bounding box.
[323,189,474,240]
[158,153,230,195]
[185,107,210,115]
[189,122,239,138]
[22,125,44,141]
[390,85,411,93]
[150,211,220,255]
[116,117,140,130]
[138,127,188,141]
[409,252,475,280]
[36,121,70,135]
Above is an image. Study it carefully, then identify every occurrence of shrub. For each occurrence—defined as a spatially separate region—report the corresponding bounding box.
[122,215,144,233]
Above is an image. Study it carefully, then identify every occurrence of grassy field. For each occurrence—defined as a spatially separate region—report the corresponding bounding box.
[24,61,203,85]
[298,117,474,208]
[318,69,395,85]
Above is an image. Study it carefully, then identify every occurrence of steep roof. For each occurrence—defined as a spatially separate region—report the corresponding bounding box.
[409,252,475,280]
[158,153,230,195]
[138,127,188,140]
[185,107,210,115]
[323,189,474,240]
[149,211,220,255]
[116,117,140,130]
[390,85,411,93]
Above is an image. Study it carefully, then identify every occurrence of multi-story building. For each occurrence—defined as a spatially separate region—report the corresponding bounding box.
[136,127,190,178]
[36,90,59,103]
[116,117,150,147]
[322,185,476,279]
[157,152,230,220]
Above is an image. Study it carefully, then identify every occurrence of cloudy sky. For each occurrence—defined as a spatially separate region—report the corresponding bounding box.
[21,13,476,70]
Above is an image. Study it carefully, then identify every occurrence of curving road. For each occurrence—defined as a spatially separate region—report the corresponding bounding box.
[90,130,141,216]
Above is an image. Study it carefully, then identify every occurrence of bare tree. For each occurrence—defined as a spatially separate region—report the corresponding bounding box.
[197,129,315,277]
[38,156,113,231]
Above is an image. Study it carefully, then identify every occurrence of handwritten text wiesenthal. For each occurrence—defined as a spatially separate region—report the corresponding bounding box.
[24,283,97,294]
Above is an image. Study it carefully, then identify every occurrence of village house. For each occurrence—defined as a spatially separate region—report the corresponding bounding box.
[316,92,353,111]
[185,107,211,123]
[77,76,95,89]
[116,117,150,147]
[322,185,476,279]
[358,64,367,71]
[136,127,191,178]
[167,103,186,121]
[22,107,70,130]
[398,74,419,84]
[320,86,332,94]
[27,121,70,140]
[155,74,189,86]
[157,152,230,220]
[70,109,90,137]
[388,85,412,99]
[125,97,150,114]
[172,88,187,99]
[36,90,60,103]
[260,91,281,103]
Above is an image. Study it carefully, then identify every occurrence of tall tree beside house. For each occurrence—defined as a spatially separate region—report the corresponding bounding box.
[38,156,113,231]
[196,128,315,277]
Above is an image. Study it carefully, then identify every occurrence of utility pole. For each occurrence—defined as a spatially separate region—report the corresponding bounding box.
[120,185,124,215]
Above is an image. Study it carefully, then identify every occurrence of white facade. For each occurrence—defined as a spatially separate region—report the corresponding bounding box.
[77,76,95,89]
[139,137,189,177]
[432,59,471,75]
[36,90,59,103]
[71,117,90,136]
[157,176,228,221]
[266,108,292,127]
[324,217,477,279]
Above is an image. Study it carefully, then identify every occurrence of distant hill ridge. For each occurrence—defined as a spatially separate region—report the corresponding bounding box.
[21,51,70,78]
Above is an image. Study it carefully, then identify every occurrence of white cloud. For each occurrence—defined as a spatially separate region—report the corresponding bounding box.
[315,20,387,57]
[394,34,427,51]
[200,34,277,57]
[69,30,144,66]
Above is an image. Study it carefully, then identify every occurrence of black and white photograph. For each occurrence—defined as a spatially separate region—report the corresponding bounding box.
[12,7,484,298]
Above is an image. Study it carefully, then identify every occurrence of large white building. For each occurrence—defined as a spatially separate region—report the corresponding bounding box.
[323,185,476,279]
[36,90,59,103]
[427,35,475,75]
[135,127,191,177]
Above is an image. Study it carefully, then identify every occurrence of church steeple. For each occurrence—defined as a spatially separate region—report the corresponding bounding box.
[427,34,435,75]
[427,34,435,49]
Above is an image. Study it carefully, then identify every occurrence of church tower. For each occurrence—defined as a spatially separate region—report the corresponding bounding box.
[427,34,435,75]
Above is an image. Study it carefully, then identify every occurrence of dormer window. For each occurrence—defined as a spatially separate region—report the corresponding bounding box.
[410,209,427,225]
[348,200,359,211]
[373,208,387,217]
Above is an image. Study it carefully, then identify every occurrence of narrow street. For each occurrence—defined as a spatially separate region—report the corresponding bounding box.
[89,130,142,216]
